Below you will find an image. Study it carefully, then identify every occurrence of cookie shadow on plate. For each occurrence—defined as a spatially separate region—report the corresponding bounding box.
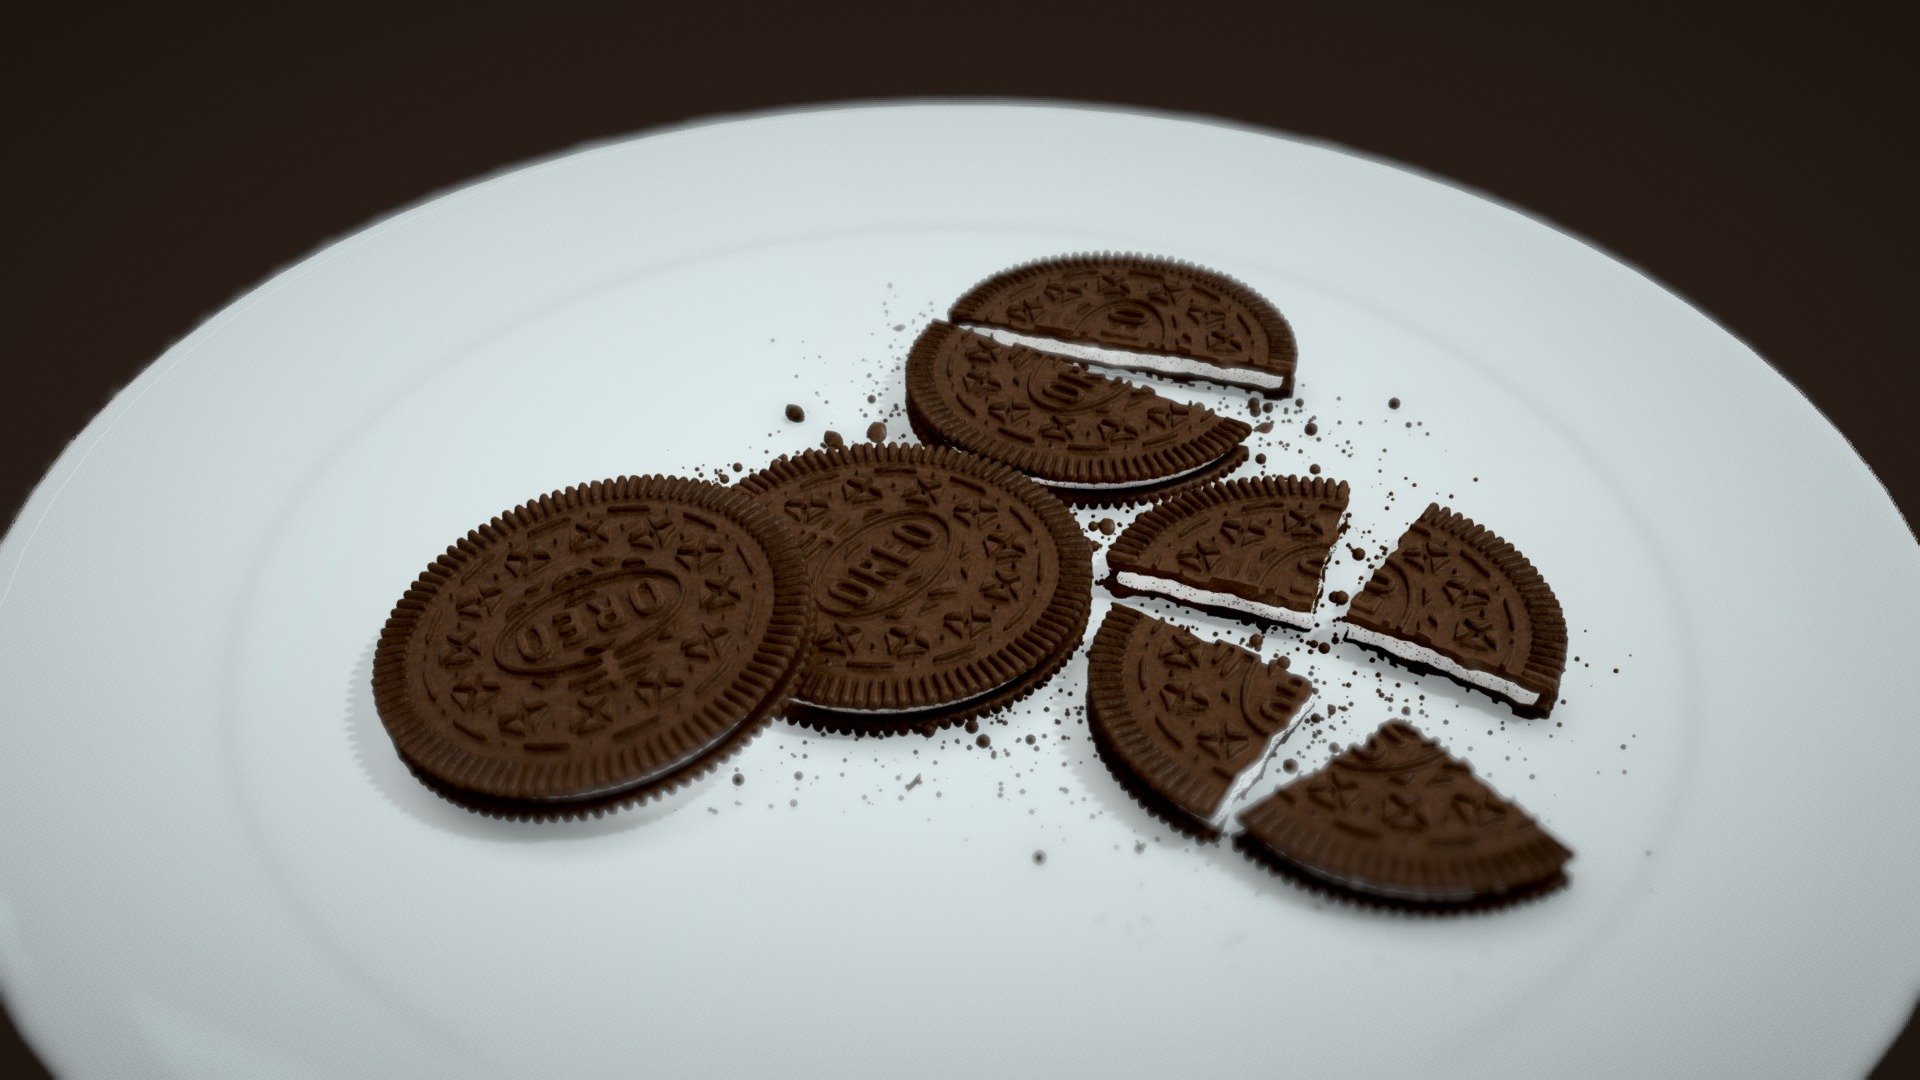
[345,640,717,841]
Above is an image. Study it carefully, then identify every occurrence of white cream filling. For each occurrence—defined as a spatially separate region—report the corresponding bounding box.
[1277,854,1482,902]
[1206,685,1315,830]
[1338,624,1538,706]
[791,681,1005,716]
[1112,572,1316,630]
[1045,458,1220,492]
[965,324,1290,391]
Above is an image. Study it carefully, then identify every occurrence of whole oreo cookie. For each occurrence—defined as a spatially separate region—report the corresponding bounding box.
[737,443,1093,732]
[373,476,811,818]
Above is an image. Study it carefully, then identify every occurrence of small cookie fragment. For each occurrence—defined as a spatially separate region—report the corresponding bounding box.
[1337,504,1566,718]
[1086,605,1313,838]
[905,321,1250,508]
[1235,720,1572,910]
[785,403,806,423]
[1106,476,1349,629]
[948,252,1298,397]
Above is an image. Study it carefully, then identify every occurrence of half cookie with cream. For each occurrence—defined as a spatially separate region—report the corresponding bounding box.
[1337,504,1566,718]
[1086,605,1314,838]
[949,252,1298,398]
[906,321,1250,508]
[1106,476,1349,630]
[1235,720,1572,910]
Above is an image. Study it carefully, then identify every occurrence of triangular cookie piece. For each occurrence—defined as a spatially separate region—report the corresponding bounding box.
[1337,504,1567,718]
[949,253,1297,397]
[1085,605,1313,837]
[1106,476,1349,629]
[1235,720,1572,909]
[906,321,1251,508]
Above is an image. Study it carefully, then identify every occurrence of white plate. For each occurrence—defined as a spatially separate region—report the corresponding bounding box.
[2,103,1915,1080]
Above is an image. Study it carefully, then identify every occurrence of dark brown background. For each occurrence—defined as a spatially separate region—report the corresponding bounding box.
[3,5,1914,1077]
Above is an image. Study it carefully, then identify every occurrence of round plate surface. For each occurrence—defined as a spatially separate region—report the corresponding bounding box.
[2,103,1915,1079]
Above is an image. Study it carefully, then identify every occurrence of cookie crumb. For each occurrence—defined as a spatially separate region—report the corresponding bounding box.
[1096,517,1116,536]
[822,430,844,449]
[1328,590,1350,605]
[866,421,887,442]
[784,403,805,423]
[1388,397,1401,409]
[1255,421,1273,433]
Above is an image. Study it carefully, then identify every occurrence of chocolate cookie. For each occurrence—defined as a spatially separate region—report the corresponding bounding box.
[736,443,1092,732]
[1337,504,1566,718]
[948,253,1297,397]
[905,321,1251,508]
[373,476,811,818]
[1106,476,1350,630]
[1235,720,1572,910]
[1086,605,1314,838]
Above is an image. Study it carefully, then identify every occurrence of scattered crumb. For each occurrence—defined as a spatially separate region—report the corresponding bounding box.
[1032,850,1046,865]
[1255,421,1273,433]
[784,403,805,423]
[822,430,844,449]
[1282,758,1298,773]
[1096,517,1116,536]
[867,421,887,442]
[1328,590,1349,605]
[1388,397,1401,409]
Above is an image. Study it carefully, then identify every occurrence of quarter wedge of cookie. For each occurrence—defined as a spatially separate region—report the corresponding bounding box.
[373,476,812,819]
[737,443,1093,734]
[1086,605,1314,838]
[906,321,1250,508]
[1106,476,1349,630]
[949,252,1298,397]
[1336,503,1567,718]
[1235,720,1572,911]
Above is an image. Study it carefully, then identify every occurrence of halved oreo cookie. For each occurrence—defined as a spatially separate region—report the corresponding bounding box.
[1235,720,1572,911]
[1336,504,1566,718]
[906,321,1251,508]
[373,476,812,819]
[1086,605,1314,838]
[1106,476,1350,630]
[736,444,1092,733]
[949,253,1297,397]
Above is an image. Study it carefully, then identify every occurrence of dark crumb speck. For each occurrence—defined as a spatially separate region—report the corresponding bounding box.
[1309,464,1321,474]
[1255,421,1273,433]
[1317,642,1332,654]
[1096,517,1116,535]
[794,771,804,780]
[1328,590,1349,605]
[1388,397,1401,409]
[1032,850,1046,865]
[784,403,805,423]
[1254,453,1267,465]
[867,421,887,442]
[976,734,991,748]
[1134,841,1147,853]
[732,773,744,786]
[1282,758,1298,773]
[1350,546,1367,561]
[1246,632,1264,650]
[1303,422,1318,436]
[823,430,844,449]
[965,718,979,734]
